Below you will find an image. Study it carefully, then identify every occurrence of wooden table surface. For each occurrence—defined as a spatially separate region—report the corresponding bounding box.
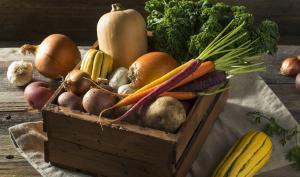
[0,46,300,177]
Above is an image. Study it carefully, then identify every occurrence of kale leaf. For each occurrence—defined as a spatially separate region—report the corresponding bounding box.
[145,0,280,62]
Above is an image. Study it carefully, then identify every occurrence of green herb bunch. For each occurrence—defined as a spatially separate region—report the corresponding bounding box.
[248,112,300,169]
[145,0,280,63]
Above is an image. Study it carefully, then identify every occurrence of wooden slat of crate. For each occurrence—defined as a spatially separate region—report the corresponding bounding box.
[176,91,228,177]
[43,107,176,166]
[176,94,217,162]
[45,138,171,177]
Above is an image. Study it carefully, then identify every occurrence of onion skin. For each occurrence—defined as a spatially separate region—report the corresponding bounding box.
[66,70,91,95]
[21,34,81,78]
[128,52,179,89]
[280,57,300,76]
[296,73,300,91]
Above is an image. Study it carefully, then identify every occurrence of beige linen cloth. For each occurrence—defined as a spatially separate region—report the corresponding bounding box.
[9,74,300,177]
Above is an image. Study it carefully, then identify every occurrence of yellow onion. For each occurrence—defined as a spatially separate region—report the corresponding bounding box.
[66,70,92,95]
[21,34,81,78]
[128,52,179,89]
[280,57,300,76]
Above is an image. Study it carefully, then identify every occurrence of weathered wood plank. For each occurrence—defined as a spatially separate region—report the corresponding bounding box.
[176,95,216,162]
[0,0,146,43]
[44,106,176,166]
[0,0,298,44]
[260,45,300,84]
[175,90,228,177]
[0,111,42,177]
[47,138,171,177]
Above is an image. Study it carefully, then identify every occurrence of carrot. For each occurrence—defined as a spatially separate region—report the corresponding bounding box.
[172,61,215,89]
[106,60,215,110]
[160,92,197,100]
[103,60,200,122]
[134,59,196,93]
[172,70,226,92]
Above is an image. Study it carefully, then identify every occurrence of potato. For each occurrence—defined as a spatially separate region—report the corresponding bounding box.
[57,92,83,111]
[83,88,118,116]
[141,96,186,133]
[24,81,55,109]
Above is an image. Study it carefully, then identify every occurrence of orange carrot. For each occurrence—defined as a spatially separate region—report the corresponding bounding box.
[159,92,197,100]
[172,61,215,89]
[134,59,195,93]
[111,61,215,108]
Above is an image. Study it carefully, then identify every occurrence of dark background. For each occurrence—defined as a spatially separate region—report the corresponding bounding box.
[0,0,297,46]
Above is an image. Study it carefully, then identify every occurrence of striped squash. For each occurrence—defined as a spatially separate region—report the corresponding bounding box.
[212,131,272,177]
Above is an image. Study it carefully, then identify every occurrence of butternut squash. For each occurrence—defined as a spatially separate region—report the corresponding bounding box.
[97,4,148,69]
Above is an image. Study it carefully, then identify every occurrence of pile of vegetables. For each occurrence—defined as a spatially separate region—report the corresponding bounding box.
[6,2,281,175]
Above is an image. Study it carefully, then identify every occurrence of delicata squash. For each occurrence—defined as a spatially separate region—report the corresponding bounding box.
[212,131,272,177]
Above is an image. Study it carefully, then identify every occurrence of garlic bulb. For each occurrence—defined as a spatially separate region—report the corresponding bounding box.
[118,84,136,94]
[7,61,33,86]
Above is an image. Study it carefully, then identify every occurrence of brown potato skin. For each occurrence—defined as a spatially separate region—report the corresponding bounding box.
[82,88,118,115]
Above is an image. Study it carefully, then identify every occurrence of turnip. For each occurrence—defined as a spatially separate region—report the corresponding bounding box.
[58,92,83,111]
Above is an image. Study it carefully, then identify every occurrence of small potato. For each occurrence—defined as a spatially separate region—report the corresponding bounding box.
[83,88,118,115]
[141,96,186,133]
[58,92,83,111]
[24,81,55,109]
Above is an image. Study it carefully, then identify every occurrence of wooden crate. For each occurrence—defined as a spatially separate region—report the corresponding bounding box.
[42,83,228,177]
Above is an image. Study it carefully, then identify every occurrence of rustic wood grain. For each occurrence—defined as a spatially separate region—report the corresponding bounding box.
[44,106,176,166]
[0,0,298,45]
[0,0,146,44]
[0,111,42,177]
[176,95,217,162]
[176,91,228,177]
[47,138,171,177]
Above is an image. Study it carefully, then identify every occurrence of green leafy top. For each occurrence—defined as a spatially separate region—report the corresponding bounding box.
[145,0,280,63]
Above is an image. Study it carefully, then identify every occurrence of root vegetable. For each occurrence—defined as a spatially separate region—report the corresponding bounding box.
[83,88,118,115]
[58,92,83,111]
[24,82,55,109]
[172,70,226,92]
[118,84,136,94]
[128,52,179,88]
[296,73,300,91]
[66,70,91,95]
[103,59,199,122]
[280,57,300,76]
[109,67,129,89]
[141,96,186,132]
[20,34,81,78]
[7,60,33,86]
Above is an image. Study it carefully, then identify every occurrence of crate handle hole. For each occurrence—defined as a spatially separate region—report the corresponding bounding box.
[5,155,14,159]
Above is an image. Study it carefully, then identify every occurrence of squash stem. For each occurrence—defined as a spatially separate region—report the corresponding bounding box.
[111,3,123,11]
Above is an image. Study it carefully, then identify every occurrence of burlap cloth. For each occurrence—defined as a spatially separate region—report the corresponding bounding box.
[9,74,300,177]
